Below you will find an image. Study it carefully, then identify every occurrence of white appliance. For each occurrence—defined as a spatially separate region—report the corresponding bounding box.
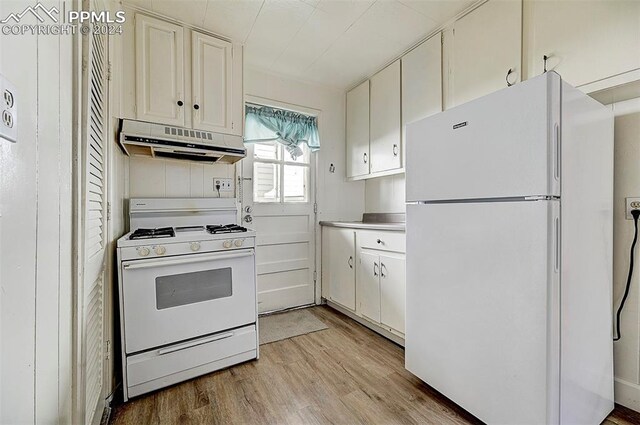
[118,118,246,164]
[117,198,258,401]
[405,72,614,424]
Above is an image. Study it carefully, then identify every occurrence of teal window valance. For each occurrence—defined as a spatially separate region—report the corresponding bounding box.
[244,104,320,159]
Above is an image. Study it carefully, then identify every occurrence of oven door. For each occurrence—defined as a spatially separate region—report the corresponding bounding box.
[121,249,256,354]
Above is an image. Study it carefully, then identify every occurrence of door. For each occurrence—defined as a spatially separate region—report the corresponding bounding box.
[192,31,233,134]
[323,227,356,310]
[346,80,370,178]
[241,140,316,313]
[78,6,108,424]
[402,33,442,151]
[406,72,560,202]
[405,200,559,424]
[358,251,380,323]
[450,0,521,107]
[135,14,184,126]
[370,60,401,173]
[121,249,256,353]
[379,253,405,334]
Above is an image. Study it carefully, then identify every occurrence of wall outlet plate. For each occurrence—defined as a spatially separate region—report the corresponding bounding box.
[214,178,233,192]
[0,73,17,143]
[625,197,640,220]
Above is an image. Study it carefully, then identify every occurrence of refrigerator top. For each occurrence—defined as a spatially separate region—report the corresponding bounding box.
[405,72,562,203]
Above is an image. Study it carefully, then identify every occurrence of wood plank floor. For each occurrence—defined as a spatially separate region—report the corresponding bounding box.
[110,306,640,425]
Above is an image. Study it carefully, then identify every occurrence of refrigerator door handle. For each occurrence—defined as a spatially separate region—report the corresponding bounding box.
[554,217,560,272]
[554,123,560,181]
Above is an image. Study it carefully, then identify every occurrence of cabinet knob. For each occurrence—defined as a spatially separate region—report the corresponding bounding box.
[376,239,383,244]
[177,100,183,107]
[194,104,200,110]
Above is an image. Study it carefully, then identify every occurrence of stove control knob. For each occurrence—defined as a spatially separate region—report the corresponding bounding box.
[223,240,233,249]
[138,247,150,257]
[190,242,201,252]
[154,246,166,255]
[234,239,243,247]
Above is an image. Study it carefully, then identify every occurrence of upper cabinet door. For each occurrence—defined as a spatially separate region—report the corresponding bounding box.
[450,0,522,107]
[135,14,184,126]
[524,0,640,88]
[370,60,401,173]
[346,80,370,179]
[402,34,442,148]
[192,31,234,134]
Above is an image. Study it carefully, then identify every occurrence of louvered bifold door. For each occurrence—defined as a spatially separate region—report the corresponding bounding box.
[79,1,108,423]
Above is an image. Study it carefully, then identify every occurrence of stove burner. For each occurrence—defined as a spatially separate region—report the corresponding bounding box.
[206,224,248,234]
[130,227,175,240]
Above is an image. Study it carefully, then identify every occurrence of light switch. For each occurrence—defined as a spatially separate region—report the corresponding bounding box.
[0,73,17,143]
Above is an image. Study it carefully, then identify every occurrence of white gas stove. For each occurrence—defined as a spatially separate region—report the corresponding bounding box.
[117,198,258,401]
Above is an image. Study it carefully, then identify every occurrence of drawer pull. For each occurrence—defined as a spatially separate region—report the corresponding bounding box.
[158,332,234,355]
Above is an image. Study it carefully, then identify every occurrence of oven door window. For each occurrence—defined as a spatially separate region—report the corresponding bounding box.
[156,267,233,310]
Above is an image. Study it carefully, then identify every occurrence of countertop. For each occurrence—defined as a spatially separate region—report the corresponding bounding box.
[319,221,405,232]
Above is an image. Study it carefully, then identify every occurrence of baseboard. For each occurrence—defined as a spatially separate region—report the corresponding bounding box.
[615,377,640,413]
[325,300,405,347]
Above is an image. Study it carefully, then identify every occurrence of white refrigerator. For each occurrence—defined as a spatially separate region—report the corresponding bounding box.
[405,72,614,424]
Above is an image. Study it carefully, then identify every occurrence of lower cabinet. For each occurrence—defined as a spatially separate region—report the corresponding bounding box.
[322,225,406,341]
[321,227,356,311]
[379,253,406,334]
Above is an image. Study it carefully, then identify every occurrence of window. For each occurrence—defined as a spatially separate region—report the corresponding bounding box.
[253,142,310,203]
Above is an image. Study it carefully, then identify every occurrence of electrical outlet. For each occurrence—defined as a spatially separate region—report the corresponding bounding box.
[0,73,17,143]
[213,178,233,192]
[625,198,640,220]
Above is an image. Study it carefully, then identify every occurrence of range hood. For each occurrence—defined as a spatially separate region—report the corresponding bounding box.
[118,119,246,164]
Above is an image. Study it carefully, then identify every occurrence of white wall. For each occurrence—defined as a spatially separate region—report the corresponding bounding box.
[244,67,365,222]
[611,97,640,409]
[0,0,74,423]
[365,174,405,213]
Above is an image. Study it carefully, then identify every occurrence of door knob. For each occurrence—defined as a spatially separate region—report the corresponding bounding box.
[244,214,253,223]
[244,206,253,213]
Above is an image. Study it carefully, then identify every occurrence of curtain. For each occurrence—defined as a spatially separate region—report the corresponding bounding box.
[244,104,320,159]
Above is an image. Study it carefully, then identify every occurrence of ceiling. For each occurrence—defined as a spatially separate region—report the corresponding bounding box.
[123,0,476,89]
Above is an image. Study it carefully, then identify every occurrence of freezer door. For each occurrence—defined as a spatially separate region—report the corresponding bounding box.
[406,72,560,202]
[405,200,560,424]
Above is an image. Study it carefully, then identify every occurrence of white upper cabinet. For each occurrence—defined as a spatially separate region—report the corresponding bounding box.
[524,0,640,88]
[370,60,401,173]
[132,13,242,135]
[346,80,370,179]
[402,34,443,147]
[135,15,185,126]
[450,0,522,107]
[191,31,234,134]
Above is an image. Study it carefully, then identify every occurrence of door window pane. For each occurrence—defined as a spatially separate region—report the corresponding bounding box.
[156,268,232,309]
[254,162,280,203]
[254,142,279,160]
[284,165,309,202]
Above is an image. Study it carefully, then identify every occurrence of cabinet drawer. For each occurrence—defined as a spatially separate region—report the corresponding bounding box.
[358,230,405,253]
[127,324,256,388]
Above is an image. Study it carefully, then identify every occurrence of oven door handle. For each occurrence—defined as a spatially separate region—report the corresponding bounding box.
[157,331,235,355]
[122,249,254,270]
